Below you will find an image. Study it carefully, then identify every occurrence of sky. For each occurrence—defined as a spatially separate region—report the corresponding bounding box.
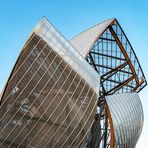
[0,0,148,147]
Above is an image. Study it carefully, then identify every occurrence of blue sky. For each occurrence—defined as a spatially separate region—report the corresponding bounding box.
[0,0,148,147]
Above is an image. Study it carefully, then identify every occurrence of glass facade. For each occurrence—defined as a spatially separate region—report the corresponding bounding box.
[70,18,146,147]
[0,18,99,147]
[0,17,146,148]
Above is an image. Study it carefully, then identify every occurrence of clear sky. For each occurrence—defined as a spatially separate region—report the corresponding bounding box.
[0,0,148,147]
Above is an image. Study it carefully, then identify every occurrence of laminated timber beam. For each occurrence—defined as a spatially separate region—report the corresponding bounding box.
[132,78,145,92]
[92,63,132,75]
[101,61,128,83]
[106,105,114,148]
[105,75,135,95]
[108,26,139,85]
[104,78,135,90]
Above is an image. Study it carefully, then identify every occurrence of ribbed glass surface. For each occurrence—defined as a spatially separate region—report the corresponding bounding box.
[0,18,99,147]
[106,93,144,148]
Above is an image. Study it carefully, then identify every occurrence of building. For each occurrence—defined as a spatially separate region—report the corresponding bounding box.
[0,17,147,148]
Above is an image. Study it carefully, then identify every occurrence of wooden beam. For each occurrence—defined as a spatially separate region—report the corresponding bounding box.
[106,76,135,94]
[91,63,132,75]
[109,26,139,85]
[102,78,135,89]
[101,62,128,82]
[105,104,114,148]
[132,79,145,92]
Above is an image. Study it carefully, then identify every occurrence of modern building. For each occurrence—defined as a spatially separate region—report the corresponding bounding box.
[0,17,147,148]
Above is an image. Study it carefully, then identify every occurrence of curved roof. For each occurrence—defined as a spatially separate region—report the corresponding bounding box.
[70,18,115,58]
[70,18,147,93]
[106,93,144,147]
[0,17,100,104]
[0,17,99,147]
[34,18,100,94]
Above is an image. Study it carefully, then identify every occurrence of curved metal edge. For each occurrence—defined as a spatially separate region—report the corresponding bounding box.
[105,103,115,148]
[84,19,116,58]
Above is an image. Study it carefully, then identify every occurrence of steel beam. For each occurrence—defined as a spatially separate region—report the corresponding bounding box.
[99,37,116,42]
[90,51,126,61]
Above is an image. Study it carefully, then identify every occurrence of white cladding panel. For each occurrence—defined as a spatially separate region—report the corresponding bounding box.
[70,18,115,58]
[34,17,100,95]
[106,93,144,147]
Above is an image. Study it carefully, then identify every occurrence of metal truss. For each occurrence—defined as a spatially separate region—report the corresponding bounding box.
[86,19,147,148]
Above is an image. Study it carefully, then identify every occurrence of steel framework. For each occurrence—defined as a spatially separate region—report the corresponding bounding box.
[84,19,147,147]
[0,18,147,148]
